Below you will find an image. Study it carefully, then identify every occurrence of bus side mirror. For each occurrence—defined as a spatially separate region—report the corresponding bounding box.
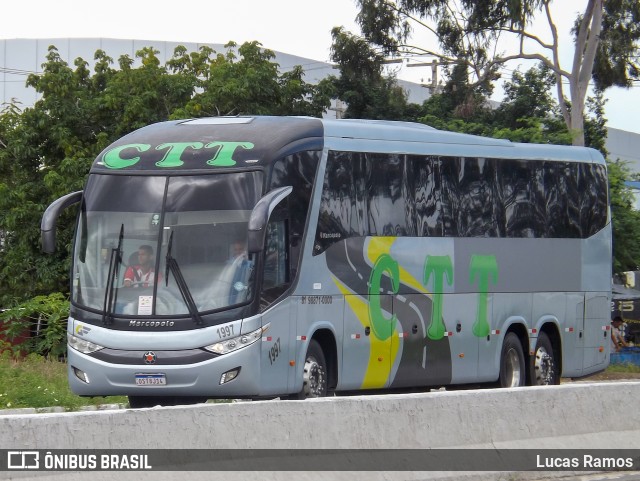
[247,186,292,253]
[41,191,83,253]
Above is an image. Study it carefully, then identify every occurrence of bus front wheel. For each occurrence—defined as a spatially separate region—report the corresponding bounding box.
[499,333,526,388]
[531,332,559,385]
[288,339,328,399]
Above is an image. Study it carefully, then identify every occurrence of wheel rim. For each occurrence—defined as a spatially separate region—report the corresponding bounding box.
[504,347,522,387]
[534,346,554,385]
[302,356,326,398]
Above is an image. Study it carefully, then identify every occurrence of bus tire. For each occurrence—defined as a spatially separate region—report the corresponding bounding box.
[531,332,559,386]
[288,339,328,399]
[128,396,207,409]
[499,332,526,388]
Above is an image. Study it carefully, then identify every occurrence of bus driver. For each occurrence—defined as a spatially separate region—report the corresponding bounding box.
[124,245,156,288]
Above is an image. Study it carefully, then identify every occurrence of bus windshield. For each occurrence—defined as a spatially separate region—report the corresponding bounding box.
[72,172,263,317]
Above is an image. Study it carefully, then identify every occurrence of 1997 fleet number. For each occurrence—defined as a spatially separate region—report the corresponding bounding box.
[217,325,234,339]
[268,338,281,365]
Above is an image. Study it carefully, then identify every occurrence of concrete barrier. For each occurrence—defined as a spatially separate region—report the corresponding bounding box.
[2,382,640,450]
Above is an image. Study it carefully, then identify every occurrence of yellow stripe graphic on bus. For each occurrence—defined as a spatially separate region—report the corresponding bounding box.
[333,275,400,389]
[365,237,429,294]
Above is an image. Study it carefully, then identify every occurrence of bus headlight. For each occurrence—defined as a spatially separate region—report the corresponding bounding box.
[68,333,105,354]
[204,325,268,355]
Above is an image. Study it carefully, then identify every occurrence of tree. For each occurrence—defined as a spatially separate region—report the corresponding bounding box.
[496,64,557,129]
[0,42,332,306]
[584,88,609,156]
[416,62,571,143]
[329,18,638,271]
[328,27,423,120]
[171,41,332,119]
[608,160,640,273]
[355,0,640,146]
[592,0,640,90]
[491,63,572,145]
[0,48,98,305]
[100,47,196,137]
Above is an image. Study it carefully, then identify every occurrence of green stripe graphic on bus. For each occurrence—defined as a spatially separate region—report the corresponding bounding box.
[424,255,453,341]
[470,255,498,338]
[369,253,399,342]
[101,141,255,169]
[328,237,501,388]
[327,237,454,388]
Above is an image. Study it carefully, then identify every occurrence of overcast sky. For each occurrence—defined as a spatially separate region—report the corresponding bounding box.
[2,0,638,134]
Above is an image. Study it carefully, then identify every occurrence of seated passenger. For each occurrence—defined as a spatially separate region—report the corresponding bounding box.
[611,316,629,352]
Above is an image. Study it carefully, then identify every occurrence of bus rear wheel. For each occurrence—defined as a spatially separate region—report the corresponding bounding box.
[531,332,559,386]
[499,332,526,388]
[128,396,207,409]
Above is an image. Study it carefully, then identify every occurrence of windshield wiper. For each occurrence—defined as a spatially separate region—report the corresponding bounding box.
[102,224,124,325]
[165,231,204,325]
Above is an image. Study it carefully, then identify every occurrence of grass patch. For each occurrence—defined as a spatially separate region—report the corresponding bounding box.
[606,362,640,373]
[0,353,127,411]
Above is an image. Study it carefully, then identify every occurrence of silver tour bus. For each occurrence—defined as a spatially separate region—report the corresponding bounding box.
[42,117,612,407]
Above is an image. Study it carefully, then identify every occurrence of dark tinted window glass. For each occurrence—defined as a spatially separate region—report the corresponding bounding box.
[366,153,413,236]
[580,163,608,236]
[263,220,288,290]
[544,162,580,237]
[408,155,444,237]
[270,151,320,277]
[166,172,263,212]
[440,157,460,237]
[353,152,370,237]
[500,160,545,238]
[457,158,499,237]
[270,151,319,237]
[84,175,166,212]
[316,151,359,254]
[314,151,607,254]
[401,157,417,237]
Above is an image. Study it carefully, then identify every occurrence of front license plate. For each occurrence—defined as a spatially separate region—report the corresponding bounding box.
[135,373,167,386]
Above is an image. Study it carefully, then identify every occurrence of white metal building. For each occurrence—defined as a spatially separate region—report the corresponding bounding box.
[1,37,638,169]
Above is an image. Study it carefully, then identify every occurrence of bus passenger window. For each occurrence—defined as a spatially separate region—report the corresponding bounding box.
[263,220,288,290]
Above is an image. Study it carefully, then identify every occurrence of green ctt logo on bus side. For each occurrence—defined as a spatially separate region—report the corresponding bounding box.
[101,142,255,169]
[369,254,498,341]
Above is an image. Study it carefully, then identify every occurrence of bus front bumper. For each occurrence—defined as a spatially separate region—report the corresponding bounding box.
[67,340,262,398]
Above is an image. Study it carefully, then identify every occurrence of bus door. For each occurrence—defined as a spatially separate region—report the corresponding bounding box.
[560,294,585,376]
[260,298,293,396]
[340,291,394,391]
[258,220,292,396]
[476,293,502,382]
[439,293,479,384]
[582,293,610,371]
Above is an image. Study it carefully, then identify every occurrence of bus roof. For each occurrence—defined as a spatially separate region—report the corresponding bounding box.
[320,118,604,164]
[90,116,605,174]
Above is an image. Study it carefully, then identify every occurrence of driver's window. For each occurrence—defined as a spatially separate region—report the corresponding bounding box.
[263,220,288,290]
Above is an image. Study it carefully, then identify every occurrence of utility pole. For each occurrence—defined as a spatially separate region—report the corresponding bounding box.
[329,99,346,119]
[407,58,463,94]
[407,59,440,93]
